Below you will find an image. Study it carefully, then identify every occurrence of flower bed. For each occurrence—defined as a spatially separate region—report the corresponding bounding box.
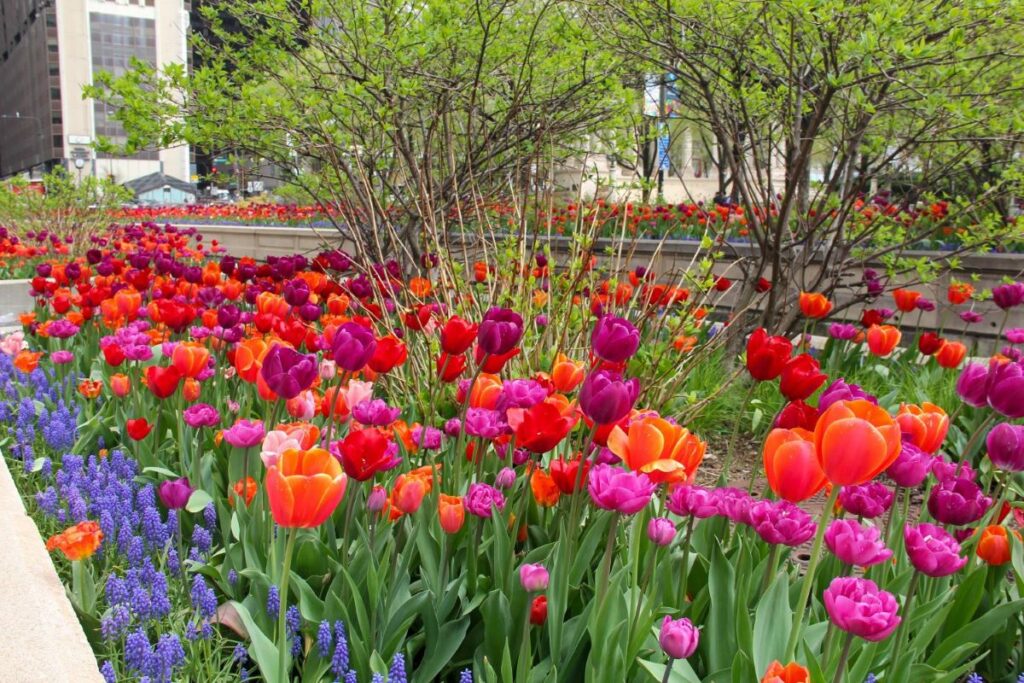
[2,222,1024,683]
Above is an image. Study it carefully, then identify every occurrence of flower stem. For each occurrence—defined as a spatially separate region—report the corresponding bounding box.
[661,657,675,683]
[678,516,695,605]
[784,484,840,661]
[888,571,920,678]
[597,513,620,610]
[831,632,854,683]
[276,527,298,683]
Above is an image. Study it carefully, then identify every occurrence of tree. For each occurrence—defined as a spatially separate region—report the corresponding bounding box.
[588,0,1024,338]
[87,0,632,271]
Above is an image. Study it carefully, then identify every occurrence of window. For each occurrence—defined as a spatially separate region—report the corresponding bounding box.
[89,13,156,149]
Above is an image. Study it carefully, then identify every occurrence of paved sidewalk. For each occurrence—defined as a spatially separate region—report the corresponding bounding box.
[0,455,103,683]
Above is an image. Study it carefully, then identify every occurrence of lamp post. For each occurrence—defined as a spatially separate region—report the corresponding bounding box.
[74,157,85,185]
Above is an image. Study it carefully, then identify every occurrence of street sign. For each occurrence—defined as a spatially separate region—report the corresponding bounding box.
[658,134,671,171]
[68,135,92,145]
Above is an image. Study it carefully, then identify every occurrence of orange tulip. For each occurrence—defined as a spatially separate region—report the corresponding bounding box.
[798,292,832,319]
[408,277,432,298]
[607,416,706,484]
[762,428,826,502]
[392,465,438,516]
[530,467,561,507]
[110,373,130,397]
[892,288,921,312]
[172,341,211,378]
[265,448,348,528]
[761,660,810,683]
[13,350,42,374]
[814,400,902,485]
[866,325,901,356]
[182,377,201,402]
[550,353,585,392]
[229,477,258,507]
[977,525,1017,565]
[77,379,103,399]
[467,373,502,409]
[896,403,949,454]
[934,340,966,369]
[46,520,103,561]
[233,338,269,383]
[438,494,465,534]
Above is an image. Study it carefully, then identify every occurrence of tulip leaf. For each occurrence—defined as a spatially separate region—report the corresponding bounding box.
[481,590,512,667]
[941,565,985,638]
[706,543,736,672]
[413,615,471,683]
[753,574,791,675]
[185,488,214,513]
[928,598,1024,669]
[228,600,284,683]
[638,658,702,683]
[142,466,180,479]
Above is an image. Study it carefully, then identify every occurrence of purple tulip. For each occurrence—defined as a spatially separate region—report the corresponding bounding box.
[578,370,639,424]
[825,519,893,567]
[495,467,517,489]
[495,379,548,411]
[519,563,549,592]
[443,418,461,437]
[986,361,1024,418]
[959,310,984,324]
[828,323,858,341]
[927,477,991,526]
[367,485,387,512]
[183,403,220,428]
[158,477,192,509]
[464,408,508,439]
[914,297,936,312]
[930,456,975,483]
[659,616,699,659]
[667,485,718,519]
[411,425,443,450]
[817,379,877,413]
[904,523,968,577]
[477,307,524,356]
[261,344,318,399]
[713,487,753,526]
[748,500,816,546]
[283,278,310,307]
[647,517,677,546]
[222,418,266,448]
[352,399,402,426]
[587,464,655,515]
[1006,328,1024,345]
[986,422,1024,472]
[823,577,901,641]
[591,315,641,363]
[992,283,1024,310]
[885,438,933,487]
[955,362,990,408]
[838,482,894,519]
[331,322,377,372]
[463,483,506,518]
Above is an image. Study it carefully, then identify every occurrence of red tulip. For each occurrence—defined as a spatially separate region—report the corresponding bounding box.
[530,595,548,625]
[763,427,826,503]
[126,418,153,441]
[917,332,943,356]
[892,288,921,312]
[774,400,819,431]
[368,336,407,373]
[934,340,966,369]
[101,343,125,367]
[746,328,793,381]
[336,427,399,481]
[440,316,478,355]
[145,365,182,399]
[779,354,827,401]
[866,325,900,357]
[799,292,832,319]
[507,399,578,453]
[437,353,467,382]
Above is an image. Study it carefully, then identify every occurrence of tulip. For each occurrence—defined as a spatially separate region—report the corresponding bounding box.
[779,354,827,401]
[904,523,967,577]
[110,373,130,397]
[746,328,792,381]
[436,352,467,382]
[828,323,858,341]
[440,316,478,355]
[986,422,1024,471]
[895,403,948,454]
[519,563,550,592]
[761,661,810,683]
[171,341,211,379]
[607,416,706,484]
[145,364,182,399]
[824,519,892,567]
[529,596,548,625]
[45,520,103,561]
[587,464,655,515]
[126,417,153,441]
[823,577,901,641]
[892,288,921,312]
[464,483,506,518]
[352,399,401,426]
[798,292,832,318]
[948,281,974,305]
[261,344,318,400]
[977,525,1016,565]
[986,361,1024,418]
[772,401,819,431]
[335,427,400,481]
[917,332,944,356]
[591,315,640,363]
[659,616,699,660]
[916,297,937,312]
[992,282,1024,310]
[183,403,220,428]
[550,353,585,392]
[367,485,387,513]
[866,325,901,357]
[477,307,523,356]
[817,379,877,413]
[507,401,581,454]
[666,485,719,519]
[392,466,435,515]
[266,448,348,528]
[436,494,465,533]
[927,477,991,526]
[748,500,816,546]
[647,517,676,546]
[762,428,826,503]
[578,370,639,424]
[838,482,894,518]
[496,379,548,411]
[464,408,508,439]
[549,457,591,495]
[955,362,989,407]
[283,278,310,306]
[712,487,753,525]
[331,322,377,372]
[158,477,193,510]
[934,341,966,368]
[885,439,933,487]
[960,310,983,324]
[367,336,407,373]
[814,400,902,486]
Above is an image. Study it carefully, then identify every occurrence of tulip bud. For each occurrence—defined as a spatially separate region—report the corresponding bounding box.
[519,563,550,592]
[647,517,676,546]
[658,616,699,659]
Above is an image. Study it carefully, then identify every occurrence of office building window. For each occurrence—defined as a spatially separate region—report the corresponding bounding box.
[89,13,156,146]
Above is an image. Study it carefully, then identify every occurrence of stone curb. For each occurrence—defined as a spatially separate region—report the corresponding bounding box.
[0,454,104,683]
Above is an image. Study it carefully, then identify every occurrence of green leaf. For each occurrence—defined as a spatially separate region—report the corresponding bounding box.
[638,658,702,683]
[414,617,470,683]
[186,488,214,513]
[928,598,1024,669]
[706,543,737,672]
[753,574,791,675]
[229,600,283,683]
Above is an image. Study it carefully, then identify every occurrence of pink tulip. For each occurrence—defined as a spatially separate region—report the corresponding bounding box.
[587,464,655,515]
[824,519,892,567]
[823,577,901,641]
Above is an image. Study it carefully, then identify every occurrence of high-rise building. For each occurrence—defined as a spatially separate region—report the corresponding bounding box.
[0,0,190,182]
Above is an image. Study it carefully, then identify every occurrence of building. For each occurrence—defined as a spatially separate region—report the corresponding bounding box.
[122,170,196,203]
[0,0,190,183]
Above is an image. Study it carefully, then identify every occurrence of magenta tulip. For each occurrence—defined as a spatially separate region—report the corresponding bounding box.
[823,577,901,641]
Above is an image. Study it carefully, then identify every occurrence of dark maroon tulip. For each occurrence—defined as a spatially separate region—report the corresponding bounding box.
[579,370,639,424]
[477,307,524,356]
[331,321,377,371]
[591,315,640,363]
[260,343,318,399]
[986,422,1024,472]
[927,477,991,526]
[992,283,1024,310]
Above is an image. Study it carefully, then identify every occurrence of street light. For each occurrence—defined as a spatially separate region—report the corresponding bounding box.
[74,157,85,185]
